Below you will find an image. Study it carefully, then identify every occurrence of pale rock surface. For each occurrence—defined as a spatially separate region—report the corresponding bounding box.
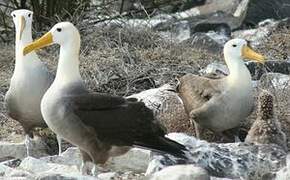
[108,148,150,172]
[275,154,290,180]
[19,156,80,175]
[42,147,150,173]
[149,165,210,180]
[0,137,49,159]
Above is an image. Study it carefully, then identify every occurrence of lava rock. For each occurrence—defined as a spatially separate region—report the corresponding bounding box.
[149,165,210,180]
[245,61,290,80]
[275,155,290,180]
[258,73,290,90]
[183,31,229,54]
[146,133,287,179]
[233,19,279,48]
[244,0,290,26]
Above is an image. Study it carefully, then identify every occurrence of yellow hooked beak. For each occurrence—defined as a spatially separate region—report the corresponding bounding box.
[23,32,53,56]
[242,45,265,63]
[17,16,26,41]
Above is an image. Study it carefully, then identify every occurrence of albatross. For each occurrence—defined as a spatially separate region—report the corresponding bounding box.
[22,22,187,173]
[178,39,265,140]
[4,9,62,156]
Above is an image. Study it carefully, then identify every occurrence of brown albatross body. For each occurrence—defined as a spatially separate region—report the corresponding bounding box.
[178,39,265,140]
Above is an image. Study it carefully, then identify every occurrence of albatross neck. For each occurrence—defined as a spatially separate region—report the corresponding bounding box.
[14,27,39,70]
[224,54,251,87]
[54,42,82,86]
[15,27,33,52]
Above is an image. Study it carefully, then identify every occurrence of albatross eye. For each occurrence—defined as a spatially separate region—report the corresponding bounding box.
[56,28,62,32]
[28,13,31,17]
[232,44,237,47]
[12,14,16,18]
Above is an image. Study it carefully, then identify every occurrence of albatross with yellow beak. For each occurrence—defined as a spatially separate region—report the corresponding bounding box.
[4,9,62,156]
[178,39,265,140]
[23,22,187,173]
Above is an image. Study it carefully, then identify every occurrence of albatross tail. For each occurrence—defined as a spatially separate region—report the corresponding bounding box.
[135,136,188,159]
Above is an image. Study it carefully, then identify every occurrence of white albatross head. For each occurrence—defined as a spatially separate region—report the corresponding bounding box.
[11,9,33,41]
[23,22,80,56]
[23,22,82,84]
[223,38,265,64]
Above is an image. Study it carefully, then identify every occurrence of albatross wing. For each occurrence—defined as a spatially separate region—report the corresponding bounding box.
[178,73,224,113]
[63,92,187,158]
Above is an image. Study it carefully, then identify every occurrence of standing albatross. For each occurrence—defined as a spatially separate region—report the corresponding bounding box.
[23,22,187,172]
[178,39,265,140]
[4,9,62,156]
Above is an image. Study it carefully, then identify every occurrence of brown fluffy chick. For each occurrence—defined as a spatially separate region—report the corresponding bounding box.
[245,90,287,150]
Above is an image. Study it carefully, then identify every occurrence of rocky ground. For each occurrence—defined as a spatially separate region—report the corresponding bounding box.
[0,0,290,179]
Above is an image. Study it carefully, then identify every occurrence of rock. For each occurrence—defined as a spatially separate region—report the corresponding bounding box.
[116,0,206,14]
[4,168,33,179]
[149,165,210,180]
[128,84,194,135]
[108,148,150,172]
[40,147,82,166]
[19,156,80,175]
[1,158,22,168]
[199,62,229,76]
[40,147,150,173]
[98,172,118,180]
[244,0,290,26]
[233,19,279,48]
[158,20,191,42]
[146,133,287,179]
[245,61,290,80]
[0,164,12,176]
[0,138,49,160]
[259,73,290,90]
[275,154,290,180]
[35,173,97,180]
[182,31,229,54]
